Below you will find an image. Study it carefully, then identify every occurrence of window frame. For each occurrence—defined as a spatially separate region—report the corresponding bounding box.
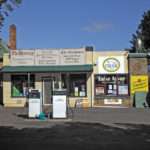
[94,74,129,97]
[11,74,35,98]
[69,73,87,97]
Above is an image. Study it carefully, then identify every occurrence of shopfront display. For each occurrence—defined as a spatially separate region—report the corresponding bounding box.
[94,52,130,106]
[70,74,86,97]
[11,74,35,97]
[95,74,129,97]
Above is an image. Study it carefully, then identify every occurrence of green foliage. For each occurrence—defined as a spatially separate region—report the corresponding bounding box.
[130,10,150,53]
[0,0,22,32]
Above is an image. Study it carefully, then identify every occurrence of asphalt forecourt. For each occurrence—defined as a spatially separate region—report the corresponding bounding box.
[1,107,150,128]
[0,107,150,149]
[0,122,150,150]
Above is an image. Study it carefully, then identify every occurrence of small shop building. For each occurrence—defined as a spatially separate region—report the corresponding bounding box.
[2,48,94,108]
[1,47,141,108]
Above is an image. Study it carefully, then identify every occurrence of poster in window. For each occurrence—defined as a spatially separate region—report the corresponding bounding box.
[80,91,85,97]
[113,84,117,90]
[108,84,112,90]
[96,86,105,95]
[118,85,128,95]
[108,89,113,94]
[74,87,78,96]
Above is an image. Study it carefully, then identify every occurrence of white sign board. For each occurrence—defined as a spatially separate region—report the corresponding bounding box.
[60,48,85,65]
[35,49,60,65]
[104,99,122,105]
[10,48,86,66]
[97,56,127,74]
[10,50,35,66]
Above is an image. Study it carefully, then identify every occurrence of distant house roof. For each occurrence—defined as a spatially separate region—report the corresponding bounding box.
[0,40,9,59]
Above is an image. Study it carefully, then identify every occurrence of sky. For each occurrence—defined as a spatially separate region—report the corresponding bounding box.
[1,0,150,51]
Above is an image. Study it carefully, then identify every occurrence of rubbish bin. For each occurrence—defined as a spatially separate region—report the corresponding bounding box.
[134,92,148,108]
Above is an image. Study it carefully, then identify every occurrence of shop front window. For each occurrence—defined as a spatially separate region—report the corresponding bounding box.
[95,74,129,97]
[70,74,86,97]
[11,75,35,97]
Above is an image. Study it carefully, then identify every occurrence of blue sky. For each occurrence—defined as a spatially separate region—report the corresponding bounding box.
[1,0,150,50]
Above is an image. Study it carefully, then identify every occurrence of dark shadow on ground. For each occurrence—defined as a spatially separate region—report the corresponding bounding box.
[0,122,150,150]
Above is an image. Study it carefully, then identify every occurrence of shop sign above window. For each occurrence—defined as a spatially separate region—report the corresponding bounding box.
[97,55,128,74]
[103,58,120,72]
[10,48,86,66]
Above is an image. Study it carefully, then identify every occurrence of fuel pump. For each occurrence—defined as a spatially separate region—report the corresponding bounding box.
[52,75,67,118]
[28,89,42,118]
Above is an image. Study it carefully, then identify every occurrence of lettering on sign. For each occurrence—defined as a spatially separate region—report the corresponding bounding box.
[10,50,35,66]
[35,50,60,65]
[104,99,122,105]
[10,48,86,66]
[131,76,149,94]
[61,48,85,65]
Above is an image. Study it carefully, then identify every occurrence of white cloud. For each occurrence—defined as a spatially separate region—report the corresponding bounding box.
[82,22,113,33]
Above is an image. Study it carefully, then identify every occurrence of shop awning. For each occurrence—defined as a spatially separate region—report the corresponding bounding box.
[1,65,93,73]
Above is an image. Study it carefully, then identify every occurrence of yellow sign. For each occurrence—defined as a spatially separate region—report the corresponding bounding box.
[130,75,148,94]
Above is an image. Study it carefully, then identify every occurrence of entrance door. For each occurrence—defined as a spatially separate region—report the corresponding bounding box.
[43,79,53,105]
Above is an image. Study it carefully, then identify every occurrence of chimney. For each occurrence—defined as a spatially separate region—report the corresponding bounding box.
[8,24,16,50]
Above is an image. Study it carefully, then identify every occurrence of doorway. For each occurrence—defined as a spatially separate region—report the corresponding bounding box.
[42,78,53,105]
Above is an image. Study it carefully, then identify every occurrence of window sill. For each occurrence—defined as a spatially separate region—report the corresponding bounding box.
[11,96,27,98]
[95,95,130,99]
[69,96,87,98]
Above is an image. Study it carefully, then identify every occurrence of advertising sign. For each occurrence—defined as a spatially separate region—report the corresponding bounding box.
[104,99,122,105]
[61,48,85,65]
[10,48,86,66]
[10,50,35,66]
[35,49,60,65]
[103,58,120,72]
[98,56,127,74]
[130,75,149,94]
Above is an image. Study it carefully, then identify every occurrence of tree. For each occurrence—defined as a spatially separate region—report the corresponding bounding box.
[130,10,150,53]
[0,0,22,32]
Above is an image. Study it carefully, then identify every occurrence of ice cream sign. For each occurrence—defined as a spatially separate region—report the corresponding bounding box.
[97,55,127,74]
[103,58,120,72]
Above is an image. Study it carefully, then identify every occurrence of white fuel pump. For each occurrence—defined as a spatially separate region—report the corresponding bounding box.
[28,89,42,118]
